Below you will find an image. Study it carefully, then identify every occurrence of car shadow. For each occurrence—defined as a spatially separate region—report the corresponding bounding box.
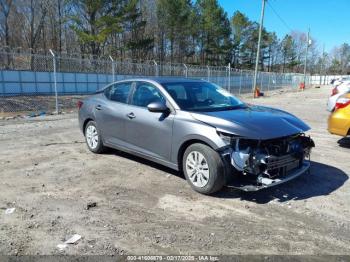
[338,137,350,148]
[215,161,348,204]
[104,149,347,203]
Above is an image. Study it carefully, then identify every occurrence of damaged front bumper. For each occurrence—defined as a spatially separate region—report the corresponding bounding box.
[219,133,314,191]
[226,161,310,191]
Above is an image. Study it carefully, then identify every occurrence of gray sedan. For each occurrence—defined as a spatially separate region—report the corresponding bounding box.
[78,78,314,194]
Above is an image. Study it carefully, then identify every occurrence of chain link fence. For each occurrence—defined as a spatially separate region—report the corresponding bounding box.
[0,50,311,116]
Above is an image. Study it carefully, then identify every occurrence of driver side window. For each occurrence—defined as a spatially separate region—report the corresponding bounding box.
[131,82,165,108]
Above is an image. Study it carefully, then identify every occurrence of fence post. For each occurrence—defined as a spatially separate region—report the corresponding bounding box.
[49,49,59,114]
[1,70,4,95]
[183,63,188,78]
[228,63,231,92]
[109,56,115,82]
[18,70,23,94]
[153,60,159,76]
[86,73,89,93]
[74,72,78,93]
[239,70,243,95]
[207,65,210,81]
[34,70,38,93]
[268,72,271,93]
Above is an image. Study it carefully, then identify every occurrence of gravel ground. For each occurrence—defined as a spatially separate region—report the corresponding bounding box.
[0,86,349,255]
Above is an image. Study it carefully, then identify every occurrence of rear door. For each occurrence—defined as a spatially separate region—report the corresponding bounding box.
[124,81,174,162]
[95,81,134,147]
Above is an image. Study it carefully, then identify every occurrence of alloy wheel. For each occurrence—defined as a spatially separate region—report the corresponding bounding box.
[185,151,210,188]
[86,125,99,150]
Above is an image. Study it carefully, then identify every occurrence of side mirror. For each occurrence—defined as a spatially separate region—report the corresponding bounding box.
[147,101,169,113]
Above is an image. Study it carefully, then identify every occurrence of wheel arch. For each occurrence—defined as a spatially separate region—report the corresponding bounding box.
[83,118,94,134]
[177,138,217,172]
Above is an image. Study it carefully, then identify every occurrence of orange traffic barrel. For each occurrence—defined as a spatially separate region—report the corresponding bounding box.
[254,86,260,98]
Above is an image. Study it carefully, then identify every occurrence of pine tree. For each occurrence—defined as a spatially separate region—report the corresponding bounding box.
[156,0,192,63]
[122,0,154,61]
[231,11,250,67]
[196,0,231,65]
[68,0,123,57]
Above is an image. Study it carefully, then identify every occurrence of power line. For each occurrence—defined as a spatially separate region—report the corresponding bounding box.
[266,0,293,32]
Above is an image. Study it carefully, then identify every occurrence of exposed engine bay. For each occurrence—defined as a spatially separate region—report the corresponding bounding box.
[222,133,315,191]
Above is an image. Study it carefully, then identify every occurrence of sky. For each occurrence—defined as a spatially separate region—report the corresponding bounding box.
[218,0,350,52]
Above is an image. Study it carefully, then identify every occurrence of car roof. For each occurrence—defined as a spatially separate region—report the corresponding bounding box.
[98,77,208,92]
[119,77,207,85]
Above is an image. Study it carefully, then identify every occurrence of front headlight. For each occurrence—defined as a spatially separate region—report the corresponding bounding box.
[217,131,235,145]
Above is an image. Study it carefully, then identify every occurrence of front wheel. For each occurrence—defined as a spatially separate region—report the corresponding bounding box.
[182,143,226,194]
[84,121,106,154]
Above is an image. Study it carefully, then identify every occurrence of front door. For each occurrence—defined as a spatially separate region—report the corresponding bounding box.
[124,81,174,162]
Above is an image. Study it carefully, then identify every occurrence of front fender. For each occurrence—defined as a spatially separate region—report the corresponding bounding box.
[170,112,227,164]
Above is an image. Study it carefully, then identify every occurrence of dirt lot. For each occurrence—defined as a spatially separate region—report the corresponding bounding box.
[0,86,349,255]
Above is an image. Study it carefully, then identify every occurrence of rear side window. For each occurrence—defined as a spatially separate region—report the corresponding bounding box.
[104,82,132,103]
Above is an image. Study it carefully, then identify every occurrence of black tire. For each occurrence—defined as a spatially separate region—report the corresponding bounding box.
[84,121,106,154]
[182,143,226,194]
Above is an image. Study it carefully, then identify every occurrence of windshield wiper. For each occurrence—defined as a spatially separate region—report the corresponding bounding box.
[186,104,247,112]
[221,104,246,111]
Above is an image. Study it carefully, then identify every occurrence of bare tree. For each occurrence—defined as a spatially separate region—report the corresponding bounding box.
[17,0,48,53]
[0,0,13,67]
[0,0,13,48]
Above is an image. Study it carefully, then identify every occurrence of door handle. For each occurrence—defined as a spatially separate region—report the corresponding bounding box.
[95,105,102,110]
[127,112,136,119]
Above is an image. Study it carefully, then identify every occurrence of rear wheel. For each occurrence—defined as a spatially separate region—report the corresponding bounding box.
[182,143,225,194]
[85,121,106,154]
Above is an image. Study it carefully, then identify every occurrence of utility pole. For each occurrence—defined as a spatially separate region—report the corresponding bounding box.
[303,28,311,86]
[252,0,266,97]
[320,44,325,85]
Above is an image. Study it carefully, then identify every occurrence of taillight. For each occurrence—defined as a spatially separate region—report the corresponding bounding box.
[77,101,83,109]
[335,97,350,110]
[331,87,338,96]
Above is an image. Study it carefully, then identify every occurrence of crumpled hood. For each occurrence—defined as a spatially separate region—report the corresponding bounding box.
[190,105,310,140]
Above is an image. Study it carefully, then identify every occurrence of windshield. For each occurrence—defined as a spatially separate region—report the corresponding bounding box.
[162,81,245,112]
